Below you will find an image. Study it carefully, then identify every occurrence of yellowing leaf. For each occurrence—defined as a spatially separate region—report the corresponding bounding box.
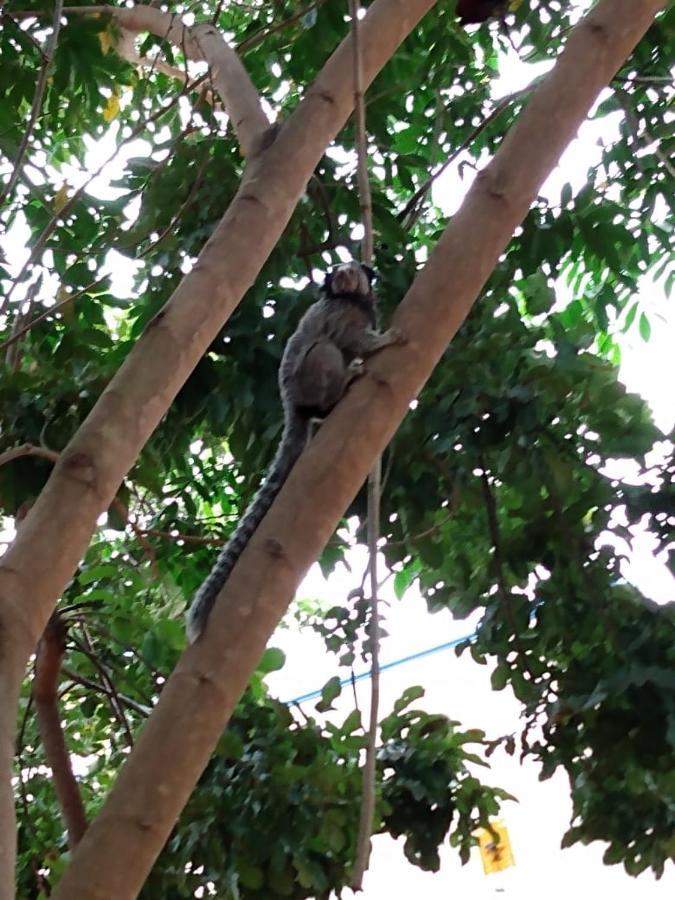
[56,285,75,321]
[99,27,114,55]
[54,184,69,214]
[103,92,120,123]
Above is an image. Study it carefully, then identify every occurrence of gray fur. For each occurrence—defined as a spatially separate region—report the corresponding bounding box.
[185,261,401,641]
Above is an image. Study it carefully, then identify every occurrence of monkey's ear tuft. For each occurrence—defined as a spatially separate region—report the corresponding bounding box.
[362,264,376,285]
[322,271,333,294]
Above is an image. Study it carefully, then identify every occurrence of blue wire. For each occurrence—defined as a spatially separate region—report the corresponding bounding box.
[285,629,478,705]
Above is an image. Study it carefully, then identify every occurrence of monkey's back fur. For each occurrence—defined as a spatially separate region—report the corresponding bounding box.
[186,262,398,642]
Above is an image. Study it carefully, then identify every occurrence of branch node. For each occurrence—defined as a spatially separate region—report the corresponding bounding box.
[264,537,286,559]
[62,451,96,483]
[314,90,336,106]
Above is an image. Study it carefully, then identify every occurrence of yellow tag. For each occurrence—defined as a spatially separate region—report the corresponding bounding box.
[476,820,515,874]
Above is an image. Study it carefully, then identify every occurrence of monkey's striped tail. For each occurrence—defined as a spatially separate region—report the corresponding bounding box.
[185,410,310,642]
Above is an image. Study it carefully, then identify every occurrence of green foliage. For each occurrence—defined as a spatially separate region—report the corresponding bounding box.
[2,0,673,894]
[137,687,503,898]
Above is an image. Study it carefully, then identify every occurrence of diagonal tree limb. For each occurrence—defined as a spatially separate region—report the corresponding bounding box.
[348,0,380,887]
[0,71,206,317]
[3,4,269,154]
[45,2,665,897]
[62,4,271,155]
[33,615,89,849]
[0,0,63,207]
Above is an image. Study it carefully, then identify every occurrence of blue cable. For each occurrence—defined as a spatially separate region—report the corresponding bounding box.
[286,629,478,705]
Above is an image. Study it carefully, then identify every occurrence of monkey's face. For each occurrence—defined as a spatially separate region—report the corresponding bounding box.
[326,261,374,298]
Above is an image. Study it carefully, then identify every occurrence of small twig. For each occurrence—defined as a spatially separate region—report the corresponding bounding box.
[0,273,109,354]
[123,512,160,577]
[61,666,152,717]
[291,701,312,724]
[137,527,228,545]
[0,72,204,316]
[350,0,379,888]
[613,73,672,85]
[616,87,675,178]
[211,0,227,26]
[14,694,35,833]
[0,0,64,207]
[5,278,38,369]
[0,443,233,565]
[71,630,135,747]
[237,0,326,53]
[307,175,337,247]
[350,0,373,264]
[1,11,50,61]
[385,510,454,548]
[138,153,209,257]
[0,443,58,468]
[398,86,531,228]
[0,64,213,315]
[350,668,360,713]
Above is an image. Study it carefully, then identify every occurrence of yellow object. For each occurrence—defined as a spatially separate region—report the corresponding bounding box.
[99,27,114,55]
[53,184,69,214]
[103,92,120,123]
[476,820,515,874]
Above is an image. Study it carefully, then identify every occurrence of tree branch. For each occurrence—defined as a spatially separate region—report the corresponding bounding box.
[33,615,88,849]
[237,0,326,53]
[0,72,202,317]
[61,667,151,718]
[41,3,665,896]
[0,0,63,207]
[0,274,108,355]
[78,4,270,154]
[70,630,135,747]
[398,84,532,227]
[616,85,675,178]
[349,0,379,887]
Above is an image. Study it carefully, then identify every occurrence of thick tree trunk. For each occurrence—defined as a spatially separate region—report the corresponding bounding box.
[44,1,665,898]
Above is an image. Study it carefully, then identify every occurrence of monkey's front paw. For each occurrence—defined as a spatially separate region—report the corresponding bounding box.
[385,327,407,346]
[346,359,365,388]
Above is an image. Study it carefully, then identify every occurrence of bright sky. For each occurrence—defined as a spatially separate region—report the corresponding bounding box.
[2,9,673,897]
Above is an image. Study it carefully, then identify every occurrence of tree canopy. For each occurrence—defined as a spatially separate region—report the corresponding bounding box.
[0,0,673,897]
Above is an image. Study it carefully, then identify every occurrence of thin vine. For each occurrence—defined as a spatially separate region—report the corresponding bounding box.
[349,0,380,889]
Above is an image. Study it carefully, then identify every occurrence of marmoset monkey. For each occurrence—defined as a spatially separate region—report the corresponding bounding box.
[186,260,402,641]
